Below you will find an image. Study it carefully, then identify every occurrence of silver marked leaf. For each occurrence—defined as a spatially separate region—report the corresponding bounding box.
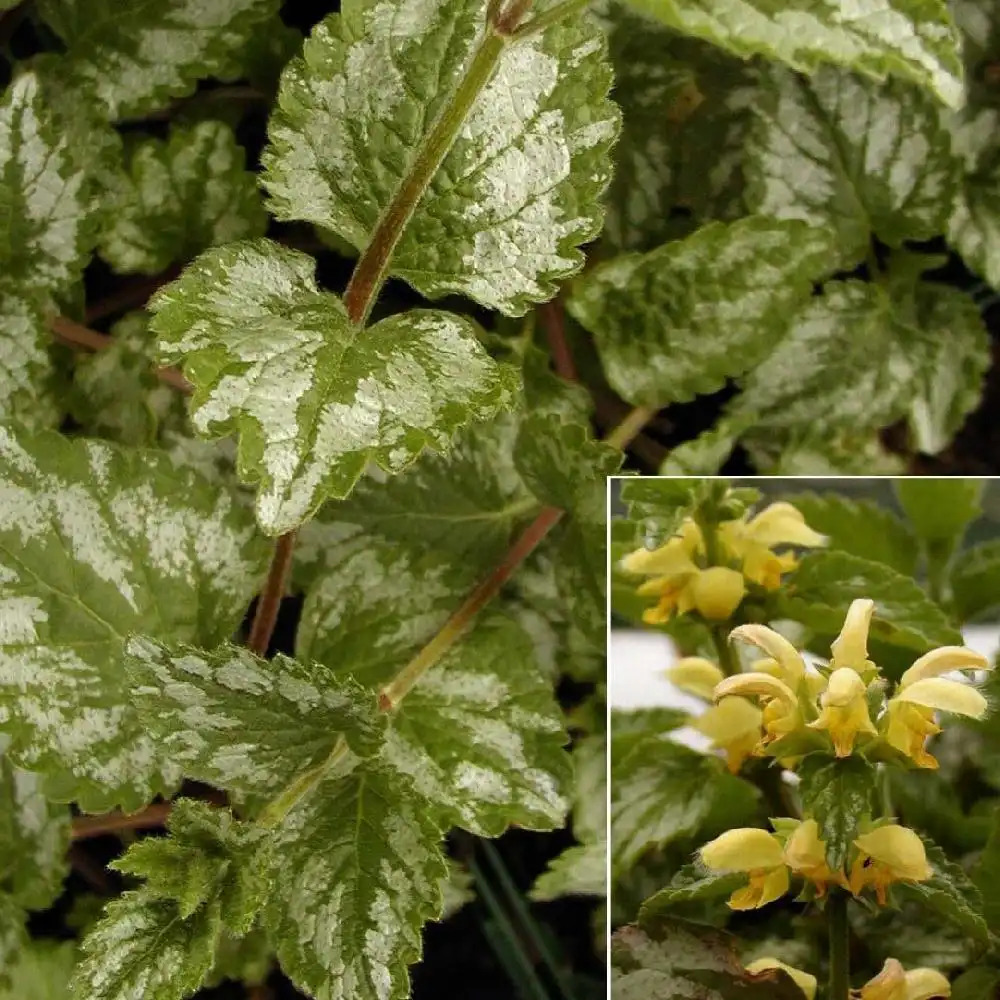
[731,279,988,446]
[99,121,267,275]
[0,426,270,812]
[262,0,619,315]
[602,2,756,250]
[263,759,446,1000]
[294,416,534,588]
[125,636,386,799]
[72,890,220,1000]
[747,65,960,267]
[0,746,70,912]
[0,73,97,427]
[0,896,27,990]
[441,860,475,919]
[567,217,834,408]
[150,239,516,535]
[36,0,280,120]
[298,541,571,836]
[530,843,606,900]
[617,0,965,108]
[2,939,77,999]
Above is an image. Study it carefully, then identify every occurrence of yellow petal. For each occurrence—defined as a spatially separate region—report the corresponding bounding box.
[892,677,988,719]
[904,968,951,1000]
[861,959,909,1000]
[714,671,797,707]
[692,566,746,620]
[744,502,828,548]
[700,828,785,872]
[695,696,763,741]
[900,646,990,687]
[830,598,875,672]
[784,819,827,872]
[729,625,805,684]
[822,667,868,707]
[746,958,818,1000]
[666,657,726,700]
[854,825,932,881]
[621,539,698,577]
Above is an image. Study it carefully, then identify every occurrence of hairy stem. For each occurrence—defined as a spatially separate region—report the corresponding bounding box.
[342,25,510,325]
[538,299,578,381]
[247,531,297,656]
[827,891,851,1000]
[711,626,738,676]
[604,405,657,451]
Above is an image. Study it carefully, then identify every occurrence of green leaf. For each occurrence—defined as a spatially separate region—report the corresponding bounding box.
[441,860,476,919]
[787,493,917,575]
[618,479,702,546]
[951,540,1000,621]
[951,967,1000,1000]
[71,311,184,447]
[611,916,805,1000]
[601,4,754,250]
[894,479,984,547]
[36,0,281,120]
[530,842,606,901]
[297,542,571,836]
[730,281,988,445]
[294,416,535,589]
[747,65,959,268]
[72,890,221,1000]
[797,754,877,870]
[742,425,906,476]
[567,217,833,408]
[262,759,446,1000]
[204,925,272,989]
[972,806,1000,935]
[659,420,743,476]
[150,239,516,534]
[611,737,760,871]
[1,939,77,1000]
[637,863,744,922]
[779,550,963,663]
[99,121,266,275]
[571,734,607,846]
[894,838,989,945]
[0,426,270,811]
[610,709,691,761]
[615,0,965,108]
[0,73,97,428]
[0,746,70,912]
[262,0,619,316]
[125,637,386,800]
[111,800,270,933]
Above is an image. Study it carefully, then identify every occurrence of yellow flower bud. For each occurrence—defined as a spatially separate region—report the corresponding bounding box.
[858,960,950,1000]
[666,657,726,700]
[692,566,746,620]
[899,646,989,688]
[746,957,818,1000]
[694,696,763,772]
[729,624,806,684]
[830,598,877,676]
[783,819,844,896]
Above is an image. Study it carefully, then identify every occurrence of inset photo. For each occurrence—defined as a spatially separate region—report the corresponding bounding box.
[609,477,1000,1000]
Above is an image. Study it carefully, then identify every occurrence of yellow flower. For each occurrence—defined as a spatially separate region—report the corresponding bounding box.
[849,825,932,904]
[730,624,806,685]
[622,522,702,624]
[720,502,827,590]
[694,696,763,772]
[713,671,800,746]
[856,959,950,1000]
[809,667,877,757]
[665,657,726,700]
[783,819,845,897]
[700,827,790,910]
[746,957,818,1000]
[883,647,991,769]
[830,599,878,678]
[691,566,746,620]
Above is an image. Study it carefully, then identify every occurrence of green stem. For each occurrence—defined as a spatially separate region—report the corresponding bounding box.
[603,405,657,451]
[342,28,508,325]
[512,0,590,38]
[827,891,850,1000]
[924,539,953,607]
[711,626,738,677]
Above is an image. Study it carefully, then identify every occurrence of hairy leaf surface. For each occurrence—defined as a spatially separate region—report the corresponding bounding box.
[150,240,515,534]
[0,426,270,811]
[262,0,619,315]
[567,218,833,407]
